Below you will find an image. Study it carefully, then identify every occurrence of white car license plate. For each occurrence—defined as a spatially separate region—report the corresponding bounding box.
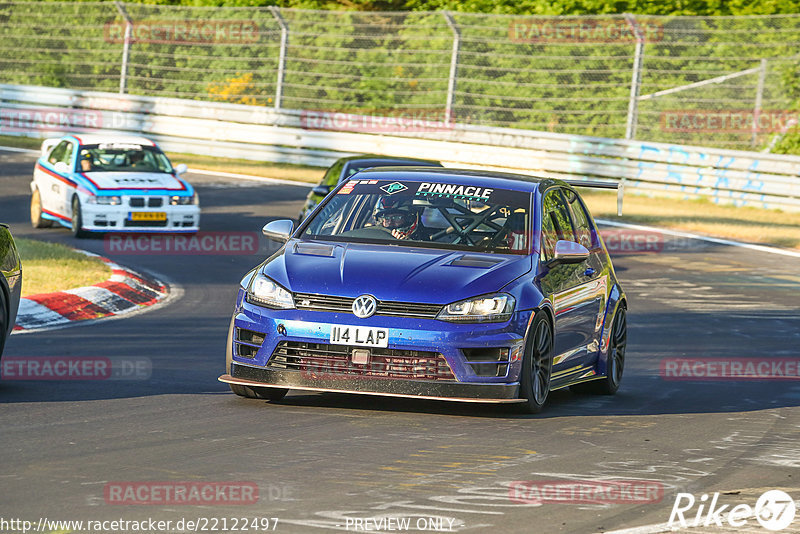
[330,325,388,348]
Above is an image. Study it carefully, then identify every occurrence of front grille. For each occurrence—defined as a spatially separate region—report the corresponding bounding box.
[129,197,145,207]
[268,341,456,381]
[148,197,163,207]
[124,219,167,227]
[294,293,442,319]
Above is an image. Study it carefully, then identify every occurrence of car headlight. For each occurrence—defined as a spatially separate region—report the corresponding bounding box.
[246,273,294,309]
[437,293,515,323]
[87,195,121,205]
[170,194,197,205]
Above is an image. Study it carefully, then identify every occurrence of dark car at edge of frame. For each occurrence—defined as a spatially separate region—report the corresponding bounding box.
[297,154,442,223]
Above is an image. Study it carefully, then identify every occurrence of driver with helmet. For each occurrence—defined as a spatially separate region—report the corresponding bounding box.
[373,196,427,240]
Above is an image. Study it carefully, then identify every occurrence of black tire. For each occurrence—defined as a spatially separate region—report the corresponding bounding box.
[71,196,88,238]
[229,383,288,401]
[572,305,627,395]
[30,188,53,228]
[515,311,554,414]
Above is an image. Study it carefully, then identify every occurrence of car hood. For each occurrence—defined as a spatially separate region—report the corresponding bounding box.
[81,171,184,191]
[262,240,532,304]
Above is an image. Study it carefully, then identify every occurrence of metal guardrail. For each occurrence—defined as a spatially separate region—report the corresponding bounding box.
[2,83,799,211]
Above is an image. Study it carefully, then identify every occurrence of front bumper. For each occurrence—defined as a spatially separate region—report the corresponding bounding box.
[220,364,523,403]
[79,203,200,233]
[225,290,532,402]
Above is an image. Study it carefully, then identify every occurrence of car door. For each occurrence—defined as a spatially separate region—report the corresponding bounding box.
[38,140,74,217]
[537,188,599,376]
[53,140,76,217]
[563,187,608,366]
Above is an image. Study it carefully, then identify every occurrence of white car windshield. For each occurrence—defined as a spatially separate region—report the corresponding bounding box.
[78,144,173,173]
[302,179,531,255]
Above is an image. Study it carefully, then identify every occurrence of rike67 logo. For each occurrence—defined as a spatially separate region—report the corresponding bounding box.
[669,490,797,531]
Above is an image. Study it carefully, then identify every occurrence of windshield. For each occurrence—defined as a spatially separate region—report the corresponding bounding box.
[78,143,173,173]
[302,179,531,255]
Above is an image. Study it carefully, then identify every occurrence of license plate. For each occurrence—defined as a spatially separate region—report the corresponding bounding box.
[130,211,166,221]
[330,325,388,348]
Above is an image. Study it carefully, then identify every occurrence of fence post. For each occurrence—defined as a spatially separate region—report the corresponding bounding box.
[624,13,644,140]
[269,6,288,111]
[443,11,460,126]
[752,58,767,147]
[114,1,133,95]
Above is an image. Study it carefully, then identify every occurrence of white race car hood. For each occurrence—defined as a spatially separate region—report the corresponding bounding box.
[81,171,185,191]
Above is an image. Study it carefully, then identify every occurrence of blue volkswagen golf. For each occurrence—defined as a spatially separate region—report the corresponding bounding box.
[220,168,627,413]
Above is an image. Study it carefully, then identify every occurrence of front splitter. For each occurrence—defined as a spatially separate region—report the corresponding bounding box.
[219,364,524,404]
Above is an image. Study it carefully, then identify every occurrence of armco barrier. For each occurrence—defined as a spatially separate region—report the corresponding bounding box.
[2,83,799,211]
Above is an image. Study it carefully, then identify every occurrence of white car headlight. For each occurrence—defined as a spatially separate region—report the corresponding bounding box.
[437,293,515,323]
[246,273,294,309]
[87,195,121,205]
[170,193,197,205]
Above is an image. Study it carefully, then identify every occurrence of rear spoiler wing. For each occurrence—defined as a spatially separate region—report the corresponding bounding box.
[563,179,625,216]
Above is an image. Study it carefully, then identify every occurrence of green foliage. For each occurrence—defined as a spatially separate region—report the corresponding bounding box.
[26,0,800,14]
[1,2,799,154]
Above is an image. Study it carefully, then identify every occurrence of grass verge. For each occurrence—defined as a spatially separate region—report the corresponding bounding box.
[0,134,41,150]
[580,190,800,250]
[16,238,111,297]
[164,151,323,184]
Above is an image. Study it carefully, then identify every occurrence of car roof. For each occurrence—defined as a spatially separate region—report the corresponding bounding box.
[338,154,441,166]
[69,134,157,147]
[353,166,561,193]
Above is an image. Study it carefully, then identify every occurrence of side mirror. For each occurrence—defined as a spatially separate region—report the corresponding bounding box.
[53,161,70,173]
[174,163,188,175]
[261,219,294,243]
[311,185,330,196]
[548,240,590,266]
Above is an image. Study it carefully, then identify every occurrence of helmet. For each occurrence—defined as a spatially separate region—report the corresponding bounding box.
[374,196,419,238]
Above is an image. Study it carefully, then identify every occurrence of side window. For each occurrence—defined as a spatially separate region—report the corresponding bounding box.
[322,161,345,188]
[62,142,74,167]
[48,141,69,165]
[564,189,595,249]
[540,189,577,261]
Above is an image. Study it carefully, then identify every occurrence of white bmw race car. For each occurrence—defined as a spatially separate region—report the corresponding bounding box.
[30,134,199,237]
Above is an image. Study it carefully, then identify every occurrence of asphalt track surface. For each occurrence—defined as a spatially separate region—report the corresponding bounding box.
[1,147,799,534]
